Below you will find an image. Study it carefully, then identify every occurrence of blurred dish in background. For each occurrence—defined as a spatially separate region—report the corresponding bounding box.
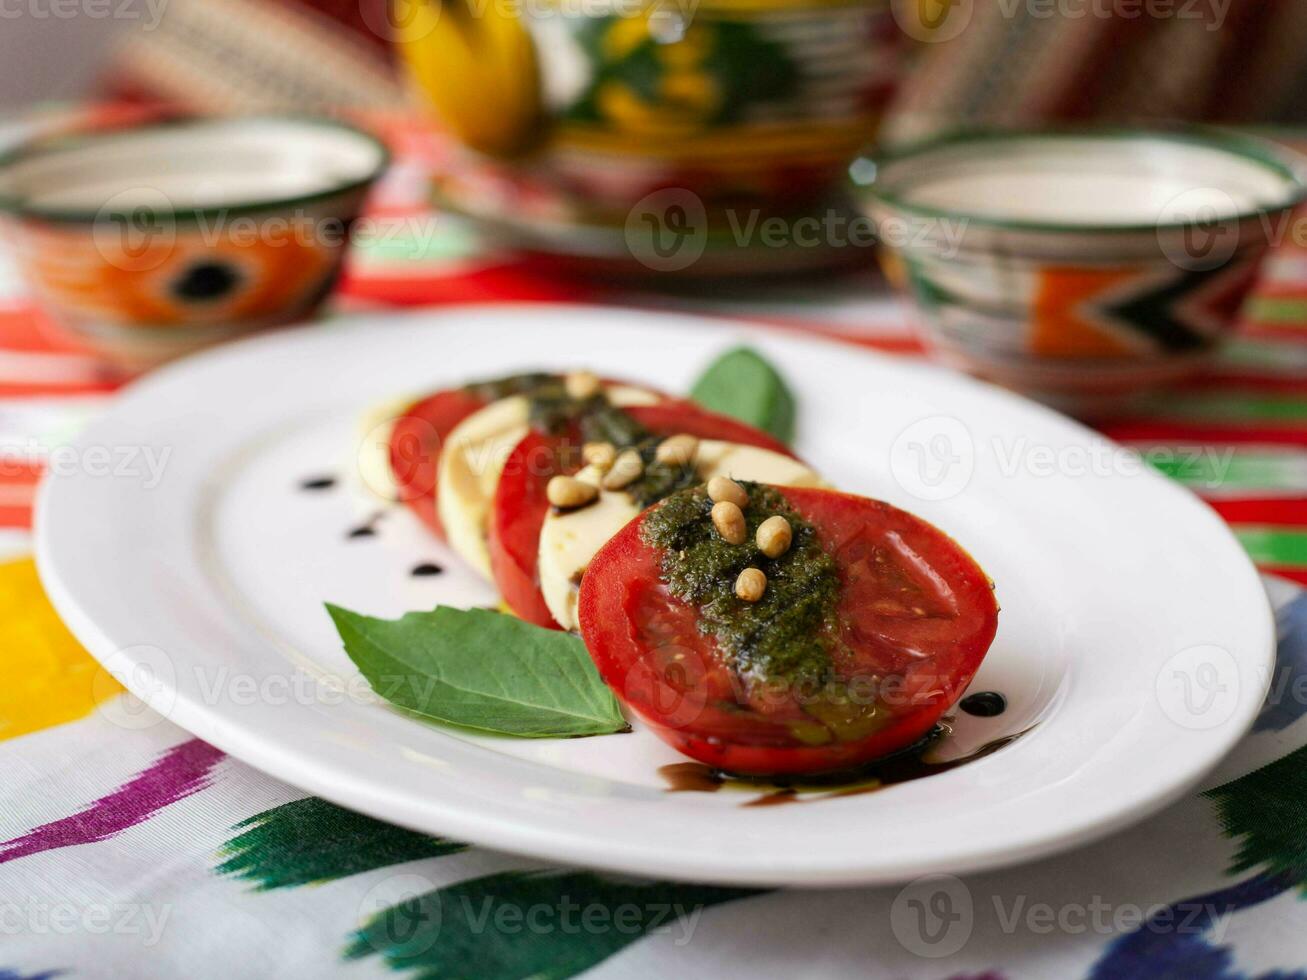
[0,116,389,372]
[432,166,874,278]
[856,129,1307,413]
[395,0,904,273]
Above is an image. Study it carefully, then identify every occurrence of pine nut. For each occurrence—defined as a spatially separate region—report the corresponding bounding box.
[707,475,748,508]
[711,501,747,545]
[583,441,617,472]
[547,475,598,510]
[655,434,699,467]
[602,449,644,490]
[756,516,792,558]
[565,370,601,400]
[735,567,767,602]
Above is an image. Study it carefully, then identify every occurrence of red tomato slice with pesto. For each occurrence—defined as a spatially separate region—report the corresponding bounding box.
[387,388,490,538]
[577,485,999,776]
[488,402,798,629]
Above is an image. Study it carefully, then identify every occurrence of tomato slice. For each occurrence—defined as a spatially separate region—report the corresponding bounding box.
[385,377,682,541]
[387,388,491,538]
[577,486,999,776]
[489,402,797,629]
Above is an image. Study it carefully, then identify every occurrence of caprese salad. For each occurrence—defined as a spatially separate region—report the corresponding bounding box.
[347,355,999,777]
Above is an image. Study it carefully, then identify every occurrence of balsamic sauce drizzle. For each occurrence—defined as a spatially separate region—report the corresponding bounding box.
[959,692,1007,718]
[411,562,445,577]
[347,511,387,540]
[298,475,337,491]
[658,723,1029,807]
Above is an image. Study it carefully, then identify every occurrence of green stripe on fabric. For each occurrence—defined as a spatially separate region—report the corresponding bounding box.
[1246,297,1307,325]
[1204,744,1307,887]
[1145,448,1305,492]
[215,797,465,891]
[1142,393,1307,424]
[1236,528,1307,567]
[1221,338,1307,373]
[345,870,760,980]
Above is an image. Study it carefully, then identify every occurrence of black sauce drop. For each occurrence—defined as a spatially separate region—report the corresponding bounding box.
[959,692,1007,718]
[299,475,337,492]
[347,511,386,540]
[411,562,444,577]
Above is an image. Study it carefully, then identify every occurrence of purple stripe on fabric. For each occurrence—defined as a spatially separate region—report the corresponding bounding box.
[0,739,224,865]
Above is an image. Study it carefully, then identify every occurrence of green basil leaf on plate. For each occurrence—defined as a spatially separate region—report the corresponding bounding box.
[326,604,629,738]
[691,346,796,445]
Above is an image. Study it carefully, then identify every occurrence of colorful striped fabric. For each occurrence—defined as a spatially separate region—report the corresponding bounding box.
[7,114,1307,977]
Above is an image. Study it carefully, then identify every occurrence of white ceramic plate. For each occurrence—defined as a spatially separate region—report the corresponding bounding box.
[36,306,1274,887]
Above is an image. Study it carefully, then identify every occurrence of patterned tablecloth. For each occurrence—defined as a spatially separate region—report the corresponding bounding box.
[6,116,1307,979]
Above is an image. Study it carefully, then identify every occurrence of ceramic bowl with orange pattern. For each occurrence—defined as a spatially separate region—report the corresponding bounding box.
[394,0,906,233]
[855,129,1307,413]
[0,117,389,371]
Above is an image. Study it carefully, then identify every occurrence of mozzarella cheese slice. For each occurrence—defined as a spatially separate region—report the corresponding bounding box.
[539,441,825,631]
[353,395,414,504]
[437,384,659,580]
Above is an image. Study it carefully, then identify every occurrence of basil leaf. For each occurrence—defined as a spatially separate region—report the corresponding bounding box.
[690,347,796,445]
[325,604,628,738]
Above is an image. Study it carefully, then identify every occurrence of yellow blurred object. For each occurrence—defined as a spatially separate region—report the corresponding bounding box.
[0,557,123,741]
[393,0,543,158]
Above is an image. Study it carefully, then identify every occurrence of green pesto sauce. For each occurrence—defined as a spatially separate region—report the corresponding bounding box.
[463,373,618,437]
[572,402,704,508]
[624,442,702,510]
[466,371,699,513]
[522,384,698,509]
[462,371,556,403]
[577,400,647,449]
[641,483,842,696]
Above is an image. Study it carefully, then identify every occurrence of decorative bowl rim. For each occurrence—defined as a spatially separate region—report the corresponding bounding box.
[0,114,391,226]
[851,125,1307,236]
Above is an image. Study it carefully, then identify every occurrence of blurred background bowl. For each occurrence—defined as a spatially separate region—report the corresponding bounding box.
[856,129,1307,412]
[0,115,388,372]
[394,0,906,239]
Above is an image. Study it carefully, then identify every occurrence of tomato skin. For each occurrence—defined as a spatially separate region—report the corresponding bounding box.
[489,403,800,629]
[577,486,999,777]
[489,426,579,629]
[623,401,795,459]
[388,388,489,538]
